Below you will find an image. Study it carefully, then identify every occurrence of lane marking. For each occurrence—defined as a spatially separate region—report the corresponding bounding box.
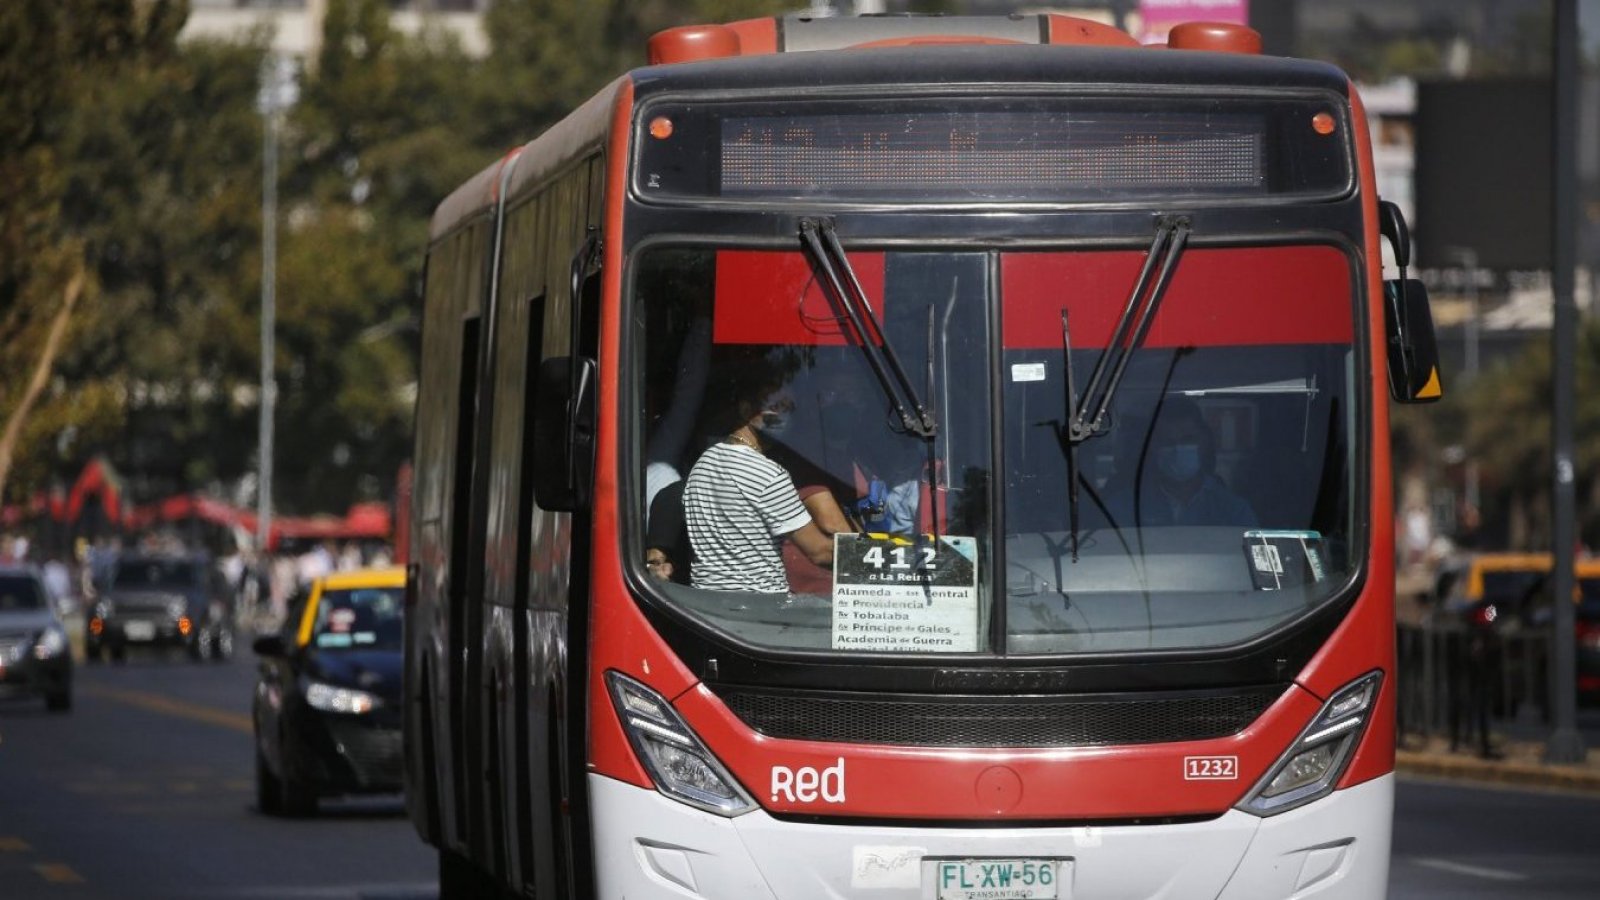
[1411,857,1529,882]
[217,883,436,898]
[65,781,154,795]
[81,684,252,734]
[0,836,32,852]
[33,862,85,884]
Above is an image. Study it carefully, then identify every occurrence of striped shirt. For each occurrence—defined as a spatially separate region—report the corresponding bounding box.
[683,442,811,593]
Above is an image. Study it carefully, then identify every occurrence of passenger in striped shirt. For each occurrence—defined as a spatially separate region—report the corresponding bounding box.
[683,383,833,595]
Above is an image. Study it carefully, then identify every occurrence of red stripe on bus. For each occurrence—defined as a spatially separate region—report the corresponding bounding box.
[713,250,887,346]
[1000,245,1354,349]
[711,246,1351,349]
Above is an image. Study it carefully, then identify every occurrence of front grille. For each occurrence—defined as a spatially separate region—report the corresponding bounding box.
[326,721,403,787]
[717,684,1286,748]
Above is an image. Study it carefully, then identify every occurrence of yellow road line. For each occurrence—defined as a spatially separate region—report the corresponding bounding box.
[33,862,85,883]
[81,685,252,734]
[0,836,31,852]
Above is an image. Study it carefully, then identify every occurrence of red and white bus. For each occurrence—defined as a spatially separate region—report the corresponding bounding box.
[404,13,1443,899]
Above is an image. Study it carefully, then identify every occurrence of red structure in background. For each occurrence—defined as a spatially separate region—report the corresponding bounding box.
[0,456,400,553]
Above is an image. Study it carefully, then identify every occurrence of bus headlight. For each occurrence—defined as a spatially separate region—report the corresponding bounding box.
[606,671,756,817]
[1238,671,1382,817]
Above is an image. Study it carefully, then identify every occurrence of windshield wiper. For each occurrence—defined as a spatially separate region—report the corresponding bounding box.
[1061,308,1083,560]
[798,218,937,439]
[1066,215,1191,445]
[1057,215,1190,560]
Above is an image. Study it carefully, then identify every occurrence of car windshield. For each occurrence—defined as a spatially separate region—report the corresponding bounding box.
[112,559,202,590]
[0,575,46,611]
[1480,570,1548,613]
[1580,576,1600,605]
[310,587,402,651]
[634,243,1359,657]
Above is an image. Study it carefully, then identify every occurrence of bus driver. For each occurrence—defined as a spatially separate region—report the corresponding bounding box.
[1113,396,1256,528]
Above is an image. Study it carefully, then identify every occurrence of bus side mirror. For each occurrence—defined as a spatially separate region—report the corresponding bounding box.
[1378,200,1442,403]
[1384,278,1444,403]
[1379,200,1411,269]
[531,355,597,511]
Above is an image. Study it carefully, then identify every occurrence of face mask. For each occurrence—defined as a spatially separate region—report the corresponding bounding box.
[1156,442,1202,483]
[758,409,789,437]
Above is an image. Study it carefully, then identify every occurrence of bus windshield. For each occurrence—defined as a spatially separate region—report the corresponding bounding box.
[635,242,1358,657]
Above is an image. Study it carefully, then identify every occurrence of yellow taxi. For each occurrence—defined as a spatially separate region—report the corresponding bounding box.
[249,566,405,816]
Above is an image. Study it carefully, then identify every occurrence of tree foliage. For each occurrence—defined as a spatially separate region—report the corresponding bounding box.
[0,0,196,504]
[1454,325,1600,550]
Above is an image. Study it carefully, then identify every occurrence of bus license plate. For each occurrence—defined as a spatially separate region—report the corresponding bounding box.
[933,859,1064,899]
[124,621,156,642]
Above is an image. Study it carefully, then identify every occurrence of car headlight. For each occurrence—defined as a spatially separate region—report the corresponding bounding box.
[304,681,380,715]
[34,625,68,660]
[167,598,187,619]
[606,671,756,817]
[93,600,113,619]
[1238,671,1383,817]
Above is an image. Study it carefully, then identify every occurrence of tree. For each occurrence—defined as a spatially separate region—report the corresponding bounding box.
[1457,323,1600,550]
[0,269,84,501]
[0,1,194,504]
[1,2,274,512]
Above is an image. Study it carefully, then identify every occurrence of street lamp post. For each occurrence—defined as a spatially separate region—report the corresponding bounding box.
[1448,246,1481,517]
[1546,0,1585,765]
[256,54,296,556]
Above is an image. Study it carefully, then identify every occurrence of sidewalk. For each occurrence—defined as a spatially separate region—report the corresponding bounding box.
[1395,734,1600,793]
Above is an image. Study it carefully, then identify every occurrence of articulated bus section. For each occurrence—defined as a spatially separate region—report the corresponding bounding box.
[406,12,1441,899]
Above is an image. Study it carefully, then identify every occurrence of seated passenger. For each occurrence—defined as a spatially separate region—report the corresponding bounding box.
[645,480,691,584]
[1111,397,1256,528]
[681,367,833,594]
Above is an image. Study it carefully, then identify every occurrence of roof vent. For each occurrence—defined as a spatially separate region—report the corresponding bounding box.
[1166,21,1262,54]
[648,24,740,65]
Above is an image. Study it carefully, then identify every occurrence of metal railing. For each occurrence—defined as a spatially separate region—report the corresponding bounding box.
[1396,621,1550,755]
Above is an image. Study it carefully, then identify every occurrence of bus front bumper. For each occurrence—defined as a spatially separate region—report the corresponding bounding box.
[589,772,1392,899]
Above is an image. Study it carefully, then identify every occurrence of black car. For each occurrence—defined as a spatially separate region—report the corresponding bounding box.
[251,567,404,816]
[0,565,73,711]
[1577,578,1600,701]
[87,553,235,663]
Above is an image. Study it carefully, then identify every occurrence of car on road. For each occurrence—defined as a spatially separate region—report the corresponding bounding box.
[0,564,73,711]
[1576,571,1600,701]
[86,552,235,663]
[251,566,405,816]
[1439,553,1600,701]
[1437,553,1551,630]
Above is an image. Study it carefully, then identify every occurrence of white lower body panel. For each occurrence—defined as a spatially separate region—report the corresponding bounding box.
[589,773,1393,900]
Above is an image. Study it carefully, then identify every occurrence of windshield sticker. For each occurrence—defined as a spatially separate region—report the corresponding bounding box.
[1244,530,1326,591]
[832,534,979,652]
[329,608,355,632]
[1011,362,1047,383]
